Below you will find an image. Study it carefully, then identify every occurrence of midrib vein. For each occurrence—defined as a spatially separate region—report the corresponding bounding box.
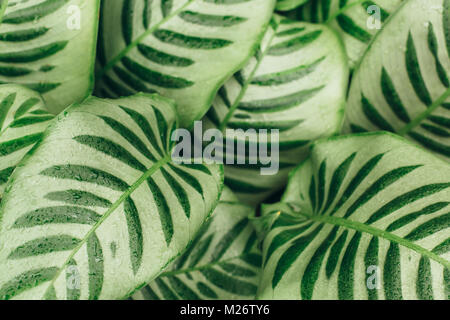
[96,0,196,79]
[42,154,172,298]
[158,253,251,277]
[397,87,450,136]
[218,24,279,132]
[300,212,450,269]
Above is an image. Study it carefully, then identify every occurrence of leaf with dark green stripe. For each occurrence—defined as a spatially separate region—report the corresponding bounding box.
[301,226,338,299]
[13,206,102,228]
[0,85,53,196]
[203,16,347,205]
[122,57,194,89]
[0,267,58,300]
[161,167,191,218]
[383,243,403,300]
[124,197,144,274]
[336,14,371,43]
[45,190,112,208]
[272,225,323,289]
[337,232,361,300]
[276,0,309,11]
[179,11,247,27]
[133,192,261,300]
[147,177,173,245]
[96,0,275,127]
[0,94,223,299]
[41,165,129,192]
[346,0,450,161]
[257,133,450,300]
[364,237,379,300]
[66,259,81,300]
[8,235,81,259]
[250,57,324,86]
[406,32,433,106]
[87,233,104,300]
[74,135,147,172]
[137,44,194,67]
[267,30,322,56]
[416,257,433,300]
[381,68,411,123]
[0,0,100,113]
[3,0,70,24]
[0,27,49,42]
[293,0,404,67]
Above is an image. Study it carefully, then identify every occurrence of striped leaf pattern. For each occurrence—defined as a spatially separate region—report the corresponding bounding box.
[289,0,404,67]
[345,0,450,161]
[0,84,53,196]
[133,188,262,300]
[257,133,450,300]
[0,0,100,113]
[95,0,276,128]
[203,15,348,205]
[0,1,7,23]
[277,0,309,11]
[0,93,223,300]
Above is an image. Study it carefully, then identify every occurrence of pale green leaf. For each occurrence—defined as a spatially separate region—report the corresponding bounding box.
[0,84,53,197]
[257,132,450,300]
[345,0,450,161]
[203,15,348,205]
[277,0,309,12]
[133,188,262,300]
[0,93,224,300]
[95,0,276,128]
[289,0,404,67]
[0,0,100,113]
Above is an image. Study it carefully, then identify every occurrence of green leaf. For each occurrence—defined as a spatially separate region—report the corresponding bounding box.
[289,0,404,67]
[257,132,450,300]
[0,0,100,113]
[132,188,262,300]
[95,0,276,128]
[345,0,450,161]
[0,84,53,197]
[0,0,7,24]
[0,93,223,300]
[203,15,348,205]
[276,0,309,11]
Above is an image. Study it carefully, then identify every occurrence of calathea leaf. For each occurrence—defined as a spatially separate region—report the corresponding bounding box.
[288,0,404,67]
[0,84,53,197]
[276,0,309,12]
[0,0,7,23]
[95,0,276,128]
[203,15,348,205]
[257,132,450,300]
[0,0,100,113]
[345,0,450,161]
[0,93,223,300]
[132,188,262,300]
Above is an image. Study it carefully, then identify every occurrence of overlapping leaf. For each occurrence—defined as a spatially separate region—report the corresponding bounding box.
[133,188,262,300]
[0,84,53,197]
[0,93,223,300]
[345,0,450,161]
[277,0,309,11]
[288,0,404,67]
[0,0,100,113]
[203,15,348,205]
[95,0,276,128]
[257,132,450,300]
[0,0,7,23]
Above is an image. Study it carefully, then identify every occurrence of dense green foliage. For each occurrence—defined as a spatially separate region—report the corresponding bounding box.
[0,0,447,300]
